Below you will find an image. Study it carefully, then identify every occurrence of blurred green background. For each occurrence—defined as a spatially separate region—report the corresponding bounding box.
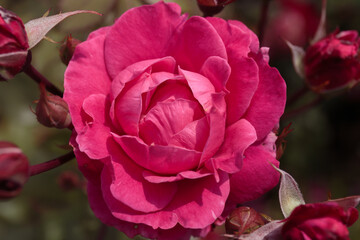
[0,0,359,239]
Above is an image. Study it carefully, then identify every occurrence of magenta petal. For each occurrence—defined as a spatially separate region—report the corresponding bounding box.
[206,17,252,59]
[169,171,230,228]
[171,16,227,72]
[225,56,259,125]
[211,119,257,174]
[113,134,202,175]
[113,67,176,136]
[143,169,212,184]
[228,20,260,53]
[139,99,203,146]
[200,56,231,92]
[64,34,111,131]
[87,26,110,40]
[229,144,280,203]
[76,94,112,159]
[244,52,287,140]
[107,147,177,213]
[104,2,186,78]
[168,116,209,151]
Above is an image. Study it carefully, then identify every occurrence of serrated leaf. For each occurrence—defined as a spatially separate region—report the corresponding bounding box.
[311,0,327,44]
[286,41,305,78]
[24,10,101,49]
[271,164,305,218]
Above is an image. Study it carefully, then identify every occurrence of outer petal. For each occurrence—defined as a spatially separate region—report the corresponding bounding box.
[64,34,111,132]
[210,119,257,174]
[106,147,178,213]
[244,52,287,140]
[113,134,202,175]
[104,1,186,78]
[229,143,280,203]
[171,16,227,72]
[76,94,112,159]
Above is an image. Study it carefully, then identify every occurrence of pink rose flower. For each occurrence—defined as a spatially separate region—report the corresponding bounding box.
[64,2,286,239]
[282,202,359,240]
[305,30,360,92]
[0,6,29,80]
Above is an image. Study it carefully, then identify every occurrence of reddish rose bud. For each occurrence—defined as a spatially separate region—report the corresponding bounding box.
[36,84,72,129]
[0,141,29,199]
[197,0,236,17]
[59,35,81,65]
[305,30,360,93]
[225,206,271,236]
[282,202,359,240]
[0,6,29,81]
[57,171,81,191]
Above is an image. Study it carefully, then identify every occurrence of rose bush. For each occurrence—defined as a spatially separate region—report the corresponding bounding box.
[305,30,360,93]
[64,2,286,239]
[282,202,359,240]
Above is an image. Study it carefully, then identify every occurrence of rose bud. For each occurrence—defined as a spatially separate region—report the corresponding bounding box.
[59,35,81,65]
[304,30,360,93]
[282,202,359,240]
[225,206,270,236]
[0,141,29,199]
[197,0,236,17]
[57,171,81,191]
[36,84,72,129]
[0,6,29,81]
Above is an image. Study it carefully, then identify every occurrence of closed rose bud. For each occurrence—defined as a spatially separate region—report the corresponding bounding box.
[36,84,72,129]
[0,141,29,199]
[197,0,235,17]
[225,206,270,236]
[305,30,360,93]
[59,35,81,65]
[0,6,29,81]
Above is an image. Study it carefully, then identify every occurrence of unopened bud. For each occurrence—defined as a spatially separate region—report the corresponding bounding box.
[0,141,29,199]
[36,84,72,129]
[57,171,81,191]
[59,35,81,65]
[225,206,270,236]
[0,6,29,81]
[197,0,235,17]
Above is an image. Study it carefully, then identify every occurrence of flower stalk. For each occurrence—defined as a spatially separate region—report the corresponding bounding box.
[30,151,75,176]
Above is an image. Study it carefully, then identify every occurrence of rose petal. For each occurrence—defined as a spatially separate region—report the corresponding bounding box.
[139,98,204,146]
[229,143,280,203]
[171,16,227,72]
[106,147,177,213]
[113,134,202,175]
[87,26,110,40]
[210,119,257,174]
[199,56,231,93]
[244,52,287,140]
[168,116,209,151]
[76,94,112,159]
[64,34,111,131]
[143,169,212,184]
[104,1,186,78]
[113,68,177,136]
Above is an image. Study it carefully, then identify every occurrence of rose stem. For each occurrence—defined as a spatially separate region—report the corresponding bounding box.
[23,63,63,97]
[96,223,108,240]
[257,0,271,45]
[30,151,75,176]
[282,95,322,120]
[286,86,310,107]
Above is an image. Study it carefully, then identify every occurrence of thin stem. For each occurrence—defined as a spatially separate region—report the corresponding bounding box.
[30,151,75,176]
[282,95,322,120]
[96,223,108,240]
[257,0,271,46]
[23,63,63,97]
[286,86,309,107]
